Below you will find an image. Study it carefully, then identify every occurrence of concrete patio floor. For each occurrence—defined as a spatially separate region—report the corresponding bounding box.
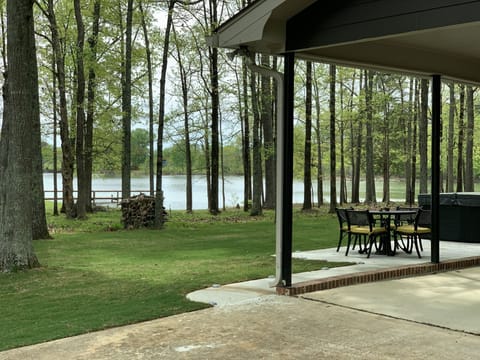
[188,240,480,305]
[2,240,480,359]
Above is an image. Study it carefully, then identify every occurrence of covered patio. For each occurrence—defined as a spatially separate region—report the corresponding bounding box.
[209,0,480,290]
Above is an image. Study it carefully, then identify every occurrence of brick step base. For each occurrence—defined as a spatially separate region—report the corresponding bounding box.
[277,257,480,296]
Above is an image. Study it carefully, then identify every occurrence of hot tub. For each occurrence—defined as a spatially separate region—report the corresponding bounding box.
[418,192,480,242]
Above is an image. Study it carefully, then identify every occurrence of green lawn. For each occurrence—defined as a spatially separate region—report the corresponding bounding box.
[0,207,346,351]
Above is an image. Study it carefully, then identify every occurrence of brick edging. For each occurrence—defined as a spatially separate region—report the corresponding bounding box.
[277,257,480,296]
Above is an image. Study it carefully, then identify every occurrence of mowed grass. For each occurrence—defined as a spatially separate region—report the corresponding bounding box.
[0,207,347,351]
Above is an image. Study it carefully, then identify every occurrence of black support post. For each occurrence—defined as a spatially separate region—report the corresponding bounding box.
[281,52,295,287]
[431,75,441,263]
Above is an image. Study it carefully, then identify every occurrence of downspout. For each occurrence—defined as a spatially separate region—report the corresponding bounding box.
[231,48,285,287]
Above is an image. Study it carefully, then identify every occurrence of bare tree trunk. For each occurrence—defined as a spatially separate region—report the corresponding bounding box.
[32,80,50,239]
[250,53,263,216]
[156,0,176,228]
[339,77,347,204]
[172,24,193,213]
[121,0,133,201]
[348,71,356,203]
[139,0,155,197]
[329,64,337,213]
[204,116,212,209]
[456,85,465,192]
[52,52,59,216]
[313,64,324,206]
[241,59,251,211]
[45,0,75,218]
[411,80,419,202]
[85,0,101,211]
[31,1,49,239]
[74,0,87,219]
[365,70,376,203]
[303,61,313,210]
[220,111,226,211]
[0,0,40,270]
[447,84,455,192]
[208,0,220,215]
[380,77,390,203]
[261,54,275,209]
[465,86,475,192]
[404,78,413,204]
[352,71,363,204]
[419,79,429,194]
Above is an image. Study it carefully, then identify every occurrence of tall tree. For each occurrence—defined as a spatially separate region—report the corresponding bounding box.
[206,0,220,215]
[0,0,40,270]
[364,70,376,203]
[419,79,429,194]
[74,0,88,219]
[172,24,193,212]
[121,0,134,201]
[465,86,475,192]
[380,76,391,203]
[249,53,263,216]
[338,74,347,204]
[410,79,419,203]
[404,77,414,204]
[51,52,59,216]
[139,0,155,197]
[43,0,75,218]
[447,84,456,192]
[261,54,275,209]
[31,2,50,239]
[156,0,177,227]
[456,84,465,192]
[303,61,313,210]
[313,64,324,206]
[351,71,363,204]
[31,78,50,238]
[329,64,337,213]
[241,57,251,211]
[85,0,101,211]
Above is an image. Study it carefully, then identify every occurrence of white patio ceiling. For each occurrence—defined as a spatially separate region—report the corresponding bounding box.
[210,0,480,84]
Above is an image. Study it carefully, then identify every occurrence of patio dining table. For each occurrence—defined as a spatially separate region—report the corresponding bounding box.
[369,209,418,256]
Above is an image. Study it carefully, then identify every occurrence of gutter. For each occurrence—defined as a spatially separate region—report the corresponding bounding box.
[229,48,286,287]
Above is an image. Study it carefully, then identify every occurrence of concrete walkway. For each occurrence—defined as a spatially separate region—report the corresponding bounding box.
[2,241,480,359]
[188,240,480,305]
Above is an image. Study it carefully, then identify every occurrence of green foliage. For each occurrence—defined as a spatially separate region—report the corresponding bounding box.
[31,1,480,196]
[131,128,150,170]
[0,208,345,351]
[41,142,55,172]
[222,143,244,175]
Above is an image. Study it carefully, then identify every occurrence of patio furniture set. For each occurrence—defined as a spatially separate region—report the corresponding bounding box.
[336,207,432,259]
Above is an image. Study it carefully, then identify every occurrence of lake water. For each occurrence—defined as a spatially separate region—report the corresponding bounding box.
[43,174,311,210]
[43,173,408,210]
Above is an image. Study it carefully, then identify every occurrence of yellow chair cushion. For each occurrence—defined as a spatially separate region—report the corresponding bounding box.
[395,225,414,234]
[396,225,431,234]
[350,226,370,235]
[371,227,388,235]
[416,226,431,234]
[350,226,386,235]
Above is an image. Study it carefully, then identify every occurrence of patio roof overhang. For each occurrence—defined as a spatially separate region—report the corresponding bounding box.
[211,0,480,84]
[210,0,480,288]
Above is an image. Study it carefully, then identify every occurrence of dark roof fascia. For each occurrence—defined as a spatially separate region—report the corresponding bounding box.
[286,0,480,52]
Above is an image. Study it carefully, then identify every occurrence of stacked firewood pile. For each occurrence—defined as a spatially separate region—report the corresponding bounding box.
[121,194,167,229]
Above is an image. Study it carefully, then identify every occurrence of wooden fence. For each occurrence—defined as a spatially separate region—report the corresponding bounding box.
[44,190,154,206]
